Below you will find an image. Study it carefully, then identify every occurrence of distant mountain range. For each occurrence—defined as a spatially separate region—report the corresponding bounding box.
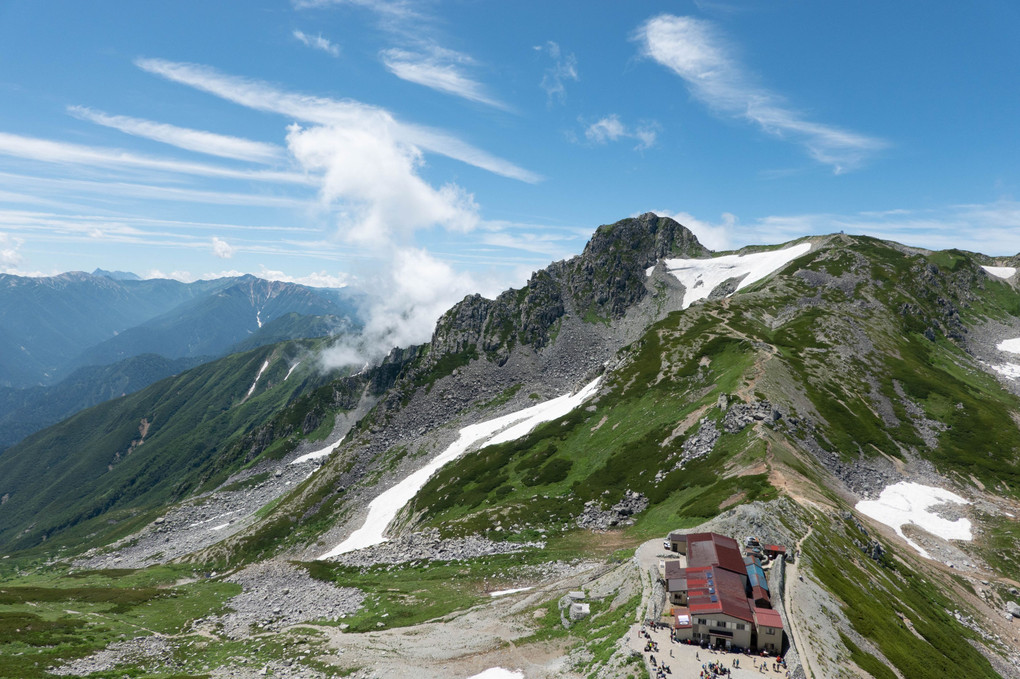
[0,271,363,449]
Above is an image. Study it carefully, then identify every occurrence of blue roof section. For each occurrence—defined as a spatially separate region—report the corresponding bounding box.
[746,562,769,591]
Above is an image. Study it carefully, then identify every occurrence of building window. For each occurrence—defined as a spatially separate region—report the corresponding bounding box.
[698,618,707,625]
[736,623,746,630]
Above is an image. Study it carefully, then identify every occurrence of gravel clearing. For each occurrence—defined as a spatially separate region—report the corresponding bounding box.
[50,635,176,676]
[210,561,365,638]
[329,528,543,567]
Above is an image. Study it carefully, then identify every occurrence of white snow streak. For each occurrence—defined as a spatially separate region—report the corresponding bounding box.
[982,265,1017,279]
[210,522,231,531]
[466,670,524,679]
[997,338,1020,354]
[489,587,533,597]
[290,437,345,465]
[284,361,301,381]
[650,242,811,309]
[855,481,971,559]
[256,309,263,328]
[245,359,271,398]
[317,378,602,560]
[991,363,1020,380]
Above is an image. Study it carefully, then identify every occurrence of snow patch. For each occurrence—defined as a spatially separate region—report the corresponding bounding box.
[651,242,812,309]
[245,359,270,398]
[290,437,345,465]
[982,265,1017,279]
[284,361,301,381]
[466,670,524,679]
[256,309,263,328]
[489,587,533,598]
[991,363,1020,380]
[997,337,1020,354]
[855,482,971,559]
[317,378,602,560]
[210,522,231,531]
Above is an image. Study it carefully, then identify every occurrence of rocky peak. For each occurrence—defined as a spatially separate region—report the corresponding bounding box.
[423,213,709,371]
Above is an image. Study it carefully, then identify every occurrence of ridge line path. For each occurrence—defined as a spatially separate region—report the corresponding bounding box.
[784,526,815,679]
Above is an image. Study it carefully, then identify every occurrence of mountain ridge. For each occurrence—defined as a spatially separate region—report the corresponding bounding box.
[2,213,1020,679]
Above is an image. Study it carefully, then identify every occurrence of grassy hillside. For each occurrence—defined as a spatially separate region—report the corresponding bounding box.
[0,338,346,554]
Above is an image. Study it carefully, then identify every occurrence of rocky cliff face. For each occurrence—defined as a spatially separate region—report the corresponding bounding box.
[424,213,708,370]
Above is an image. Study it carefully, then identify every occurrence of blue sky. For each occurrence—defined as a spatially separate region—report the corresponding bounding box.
[1,0,1018,312]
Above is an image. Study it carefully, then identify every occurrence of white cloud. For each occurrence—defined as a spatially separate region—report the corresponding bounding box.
[0,232,24,270]
[636,15,886,173]
[293,29,340,57]
[67,106,283,163]
[653,210,736,251]
[535,41,578,104]
[211,236,235,258]
[381,46,507,110]
[320,246,497,369]
[0,171,310,208]
[584,115,659,150]
[136,58,540,183]
[293,0,420,23]
[0,132,308,184]
[286,122,479,246]
[654,201,1020,256]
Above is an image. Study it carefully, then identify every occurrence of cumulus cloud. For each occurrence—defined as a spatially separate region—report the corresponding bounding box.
[286,122,479,246]
[211,236,235,258]
[636,15,886,173]
[293,29,340,56]
[653,210,737,251]
[67,106,283,163]
[319,246,493,369]
[653,201,1020,256]
[584,114,659,150]
[381,45,507,109]
[0,232,24,270]
[535,41,578,104]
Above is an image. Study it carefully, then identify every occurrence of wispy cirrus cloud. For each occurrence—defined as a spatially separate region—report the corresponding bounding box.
[135,58,539,183]
[0,131,308,184]
[534,41,578,104]
[381,46,508,110]
[636,15,886,173]
[584,114,659,151]
[293,0,421,24]
[67,106,284,163]
[293,29,340,57]
[0,172,311,208]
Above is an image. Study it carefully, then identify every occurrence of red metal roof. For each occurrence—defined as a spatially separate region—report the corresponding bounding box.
[686,532,747,575]
[764,544,786,553]
[685,565,754,623]
[753,607,784,629]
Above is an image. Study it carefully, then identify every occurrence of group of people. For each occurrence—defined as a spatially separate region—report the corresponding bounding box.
[700,660,732,676]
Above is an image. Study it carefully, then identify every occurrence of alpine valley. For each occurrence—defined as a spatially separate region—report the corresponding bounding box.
[2,213,1020,679]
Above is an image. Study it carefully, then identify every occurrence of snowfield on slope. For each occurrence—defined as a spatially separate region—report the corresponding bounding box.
[997,337,1020,354]
[318,378,602,559]
[982,265,1017,279]
[991,363,1020,380]
[467,670,523,679]
[855,481,972,559]
[649,242,812,309]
